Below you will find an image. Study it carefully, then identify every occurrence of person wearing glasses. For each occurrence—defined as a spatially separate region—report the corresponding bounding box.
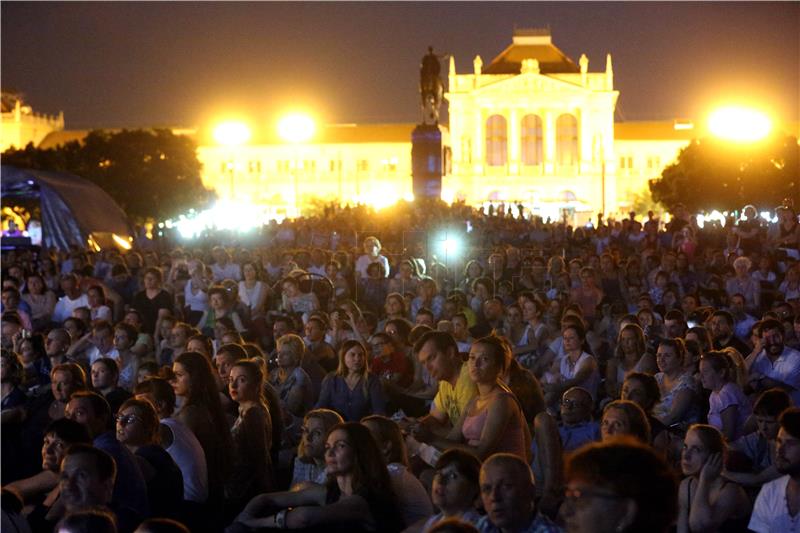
[562,438,677,533]
[115,397,184,520]
[64,390,149,520]
[370,332,413,388]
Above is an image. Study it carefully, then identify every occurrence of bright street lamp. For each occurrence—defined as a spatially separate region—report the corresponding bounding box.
[213,121,251,146]
[707,106,772,142]
[278,114,315,143]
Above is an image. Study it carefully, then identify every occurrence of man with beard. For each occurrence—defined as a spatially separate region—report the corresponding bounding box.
[749,408,800,532]
[709,310,750,356]
[748,319,800,404]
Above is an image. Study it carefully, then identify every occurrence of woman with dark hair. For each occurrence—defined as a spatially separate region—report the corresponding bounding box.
[417,335,528,460]
[116,398,184,519]
[378,293,408,333]
[315,340,386,421]
[544,323,600,405]
[171,351,233,509]
[361,415,433,527]
[196,285,245,338]
[415,449,482,531]
[291,409,344,488]
[677,424,750,533]
[605,324,656,400]
[388,259,420,298]
[600,400,652,444]
[132,267,174,335]
[186,334,213,358]
[230,422,402,532]
[227,359,274,509]
[563,438,678,533]
[22,273,56,331]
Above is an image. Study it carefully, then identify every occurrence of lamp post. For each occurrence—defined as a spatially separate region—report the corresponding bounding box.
[213,121,251,201]
[278,114,315,217]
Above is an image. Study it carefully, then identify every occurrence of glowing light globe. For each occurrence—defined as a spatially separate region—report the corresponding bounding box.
[708,107,772,142]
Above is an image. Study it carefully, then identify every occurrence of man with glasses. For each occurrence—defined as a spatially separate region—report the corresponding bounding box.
[370,332,412,388]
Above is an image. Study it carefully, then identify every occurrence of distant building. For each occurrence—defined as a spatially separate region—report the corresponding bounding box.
[1,92,64,152]
[20,30,796,221]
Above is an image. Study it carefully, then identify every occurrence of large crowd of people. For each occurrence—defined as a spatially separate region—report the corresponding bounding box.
[2,198,800,533]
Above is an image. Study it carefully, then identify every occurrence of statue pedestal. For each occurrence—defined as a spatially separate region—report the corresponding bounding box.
[411,124,445,199]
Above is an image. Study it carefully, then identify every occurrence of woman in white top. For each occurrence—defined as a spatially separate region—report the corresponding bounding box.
[238,261,269,317]
[355,236,390,279]
[544,323,600,406]
[184,261,209,325]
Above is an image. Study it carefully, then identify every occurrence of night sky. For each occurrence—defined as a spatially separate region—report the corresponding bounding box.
[2,2,798,132]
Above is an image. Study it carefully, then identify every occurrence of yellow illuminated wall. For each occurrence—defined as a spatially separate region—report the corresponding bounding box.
[197,134,414,214]
[444,31,620,218]
[1,96,64,152]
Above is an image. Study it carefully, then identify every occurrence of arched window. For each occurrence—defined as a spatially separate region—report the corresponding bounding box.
[556,114,579,166]
[520,114,543,166]
[485,115,507,167]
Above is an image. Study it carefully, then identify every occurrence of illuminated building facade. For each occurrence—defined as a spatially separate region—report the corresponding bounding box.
[1,93,64,153]
[195,29,697,220]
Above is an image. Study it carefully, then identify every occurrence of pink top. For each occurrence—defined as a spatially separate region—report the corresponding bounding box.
[461,392,527,459]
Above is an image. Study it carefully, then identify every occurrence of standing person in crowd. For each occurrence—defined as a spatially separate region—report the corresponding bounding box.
[229,422,403,532]
[171,351,233,513]
[315,339,387,421]
[700,351,753,441]
[132,267,174,335]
